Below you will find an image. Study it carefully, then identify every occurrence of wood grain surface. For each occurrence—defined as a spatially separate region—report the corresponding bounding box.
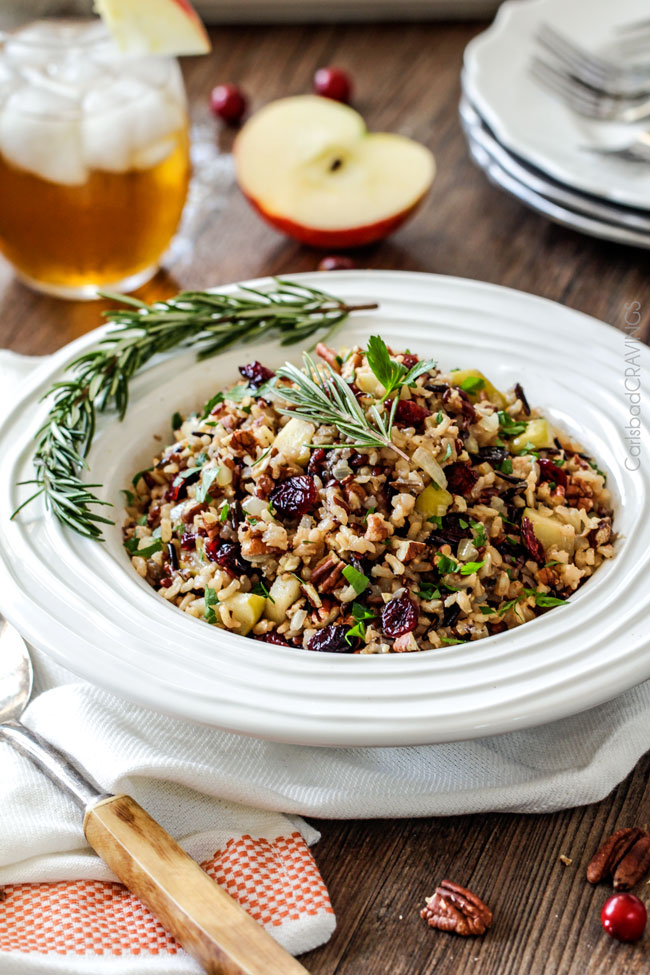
[1,20,648,975]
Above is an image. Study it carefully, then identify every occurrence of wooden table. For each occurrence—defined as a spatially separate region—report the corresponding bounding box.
[2,20,649,975]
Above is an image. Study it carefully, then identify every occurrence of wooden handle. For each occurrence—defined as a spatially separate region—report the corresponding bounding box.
[84,794,311,975]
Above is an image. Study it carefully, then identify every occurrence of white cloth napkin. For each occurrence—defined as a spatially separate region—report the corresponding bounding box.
[2,348,650,972]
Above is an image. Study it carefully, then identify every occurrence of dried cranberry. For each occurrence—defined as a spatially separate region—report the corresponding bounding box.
[538,458,568,488]
[380,593,419,638]
[180,532,196,550]
[160,578,174,589]
[349,451,368,469]
[308,624,355,653]
[520,516,545,564]
[166,468,200,503]
[445,462,479,497]
[238,361,275,389]
[444,386,477,423]
[393,399,431,428]
[402,354,419,369]
[205,539,249,576]
[429,513,471,547]
[255,631,293,647]
[307,448,327,476]
[270,475,318,518]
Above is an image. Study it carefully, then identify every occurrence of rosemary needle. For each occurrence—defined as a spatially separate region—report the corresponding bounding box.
[12,279,377,540]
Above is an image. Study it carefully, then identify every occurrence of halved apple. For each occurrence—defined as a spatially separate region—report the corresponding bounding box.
[95,0,210,55]
[234,96,435,248]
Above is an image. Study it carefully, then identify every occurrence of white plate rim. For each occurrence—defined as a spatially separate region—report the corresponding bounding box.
[0,270,648,747]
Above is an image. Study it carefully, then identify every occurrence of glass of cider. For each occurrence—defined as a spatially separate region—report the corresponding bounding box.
[0,19,190,299]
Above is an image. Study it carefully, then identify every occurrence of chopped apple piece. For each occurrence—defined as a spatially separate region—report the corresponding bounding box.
[95,0,210,55]
[523,507,575,556]
[234,95,435,248]
[273,417,315,466]
[450,369,506,409]
[512,418,554,452]
[264,576,302,624]
[415,483,453,518]
[219,592,265,636]
[355,370,386,398]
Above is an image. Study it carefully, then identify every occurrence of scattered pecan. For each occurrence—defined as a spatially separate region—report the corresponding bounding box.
[394,539,427,563]
[420,880,492,936]
[310,554,345,592]
[566,478,594,512]
[536,566,556,587]
[255,474,275,500]
[589,518,612,548]
[228,429,257,453]
[586,827,647,885]
[445,462,479,498]
[315,342,341,372]
[182,501,208,525]
[614,834,650,892]
[364,512,394,542]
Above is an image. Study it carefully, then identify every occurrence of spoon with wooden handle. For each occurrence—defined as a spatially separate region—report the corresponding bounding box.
[0,620,310,975]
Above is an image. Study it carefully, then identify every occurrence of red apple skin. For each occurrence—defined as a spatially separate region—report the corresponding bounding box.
[241,189,428,248]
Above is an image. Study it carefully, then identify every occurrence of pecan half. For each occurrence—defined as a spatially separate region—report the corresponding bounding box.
[586,827,646,885]
[614,834,650,891]
[420,880,492,937]
[310,554,345,592]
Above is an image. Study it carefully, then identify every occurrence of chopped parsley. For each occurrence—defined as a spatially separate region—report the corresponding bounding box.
[459,560,485,576]
[500,457,513,475]
[204,586,219,624]
[252,580,274,602]
[124,536,162,558]
[416,582,441,601]
[524,587,567,608]
[131,467,152,488]
[225,383,252,403]
[195,466,221,503]
[441,443,453,462]
[363,505,376,525]
[342,564,370,595]
[470,519,487,547]
[365,335,436,403]
[345,602,376,644]
[440,634,468,646]
[437,554,459,574]
[121,488,136,506]
[171,411,183,430]
[435,411,444,424]
[428,515,444,529]
[219,501,230,522]
[498,411,528,438]
[201,392,224,418]
[459,376,485,395]
[516,441,540,458]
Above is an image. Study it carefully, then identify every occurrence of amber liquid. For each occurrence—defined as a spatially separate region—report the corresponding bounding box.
[0,128,190,291]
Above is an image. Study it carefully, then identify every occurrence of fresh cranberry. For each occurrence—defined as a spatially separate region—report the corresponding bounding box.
[270,475,319,518]
[210,83,247,124]
[601,894,647,942]
[205,539,249,576]
[318,255,356,272]
[239,361,275,389]
[380,593,419,638]
[313,66,352,103]
[445,462,479,497]
[307,448,327,476]
[393,399,431,428]
[308,624,355,653]
[402,354,419,369]
[520,516,545,564]
[538,458,568,489]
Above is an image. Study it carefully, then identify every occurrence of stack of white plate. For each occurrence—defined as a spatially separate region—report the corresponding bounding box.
[462,0,650,248]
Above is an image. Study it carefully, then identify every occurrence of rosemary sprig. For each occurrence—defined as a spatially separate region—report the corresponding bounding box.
[12,279,377,539]
[272,353,409,461]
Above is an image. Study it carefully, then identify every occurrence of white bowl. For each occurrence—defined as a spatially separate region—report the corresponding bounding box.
[0,270,648,746]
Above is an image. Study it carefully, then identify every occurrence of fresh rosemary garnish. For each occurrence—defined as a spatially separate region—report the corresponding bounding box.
[12,279,376,539]
[272,353,409,461]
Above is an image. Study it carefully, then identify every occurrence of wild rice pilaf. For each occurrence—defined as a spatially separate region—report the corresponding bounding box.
[123,339,615,653]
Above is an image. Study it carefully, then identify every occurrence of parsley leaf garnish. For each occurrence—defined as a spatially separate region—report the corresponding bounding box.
[459,560,485,576]
[459,376,485,395]
[498,411,528,438]
[201,392,224,419]
[437,554,459,574]
[204,586,219,624]
[342,564,370,595]
[195,466,221,503]
[365,335,436,403]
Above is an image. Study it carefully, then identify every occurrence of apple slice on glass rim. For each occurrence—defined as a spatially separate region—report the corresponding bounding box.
[94,0,210,56]
[234,95,435,248]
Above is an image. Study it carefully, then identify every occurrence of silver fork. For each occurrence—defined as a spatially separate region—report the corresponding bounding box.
[535,22,650,98]
[530,56,650,122]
